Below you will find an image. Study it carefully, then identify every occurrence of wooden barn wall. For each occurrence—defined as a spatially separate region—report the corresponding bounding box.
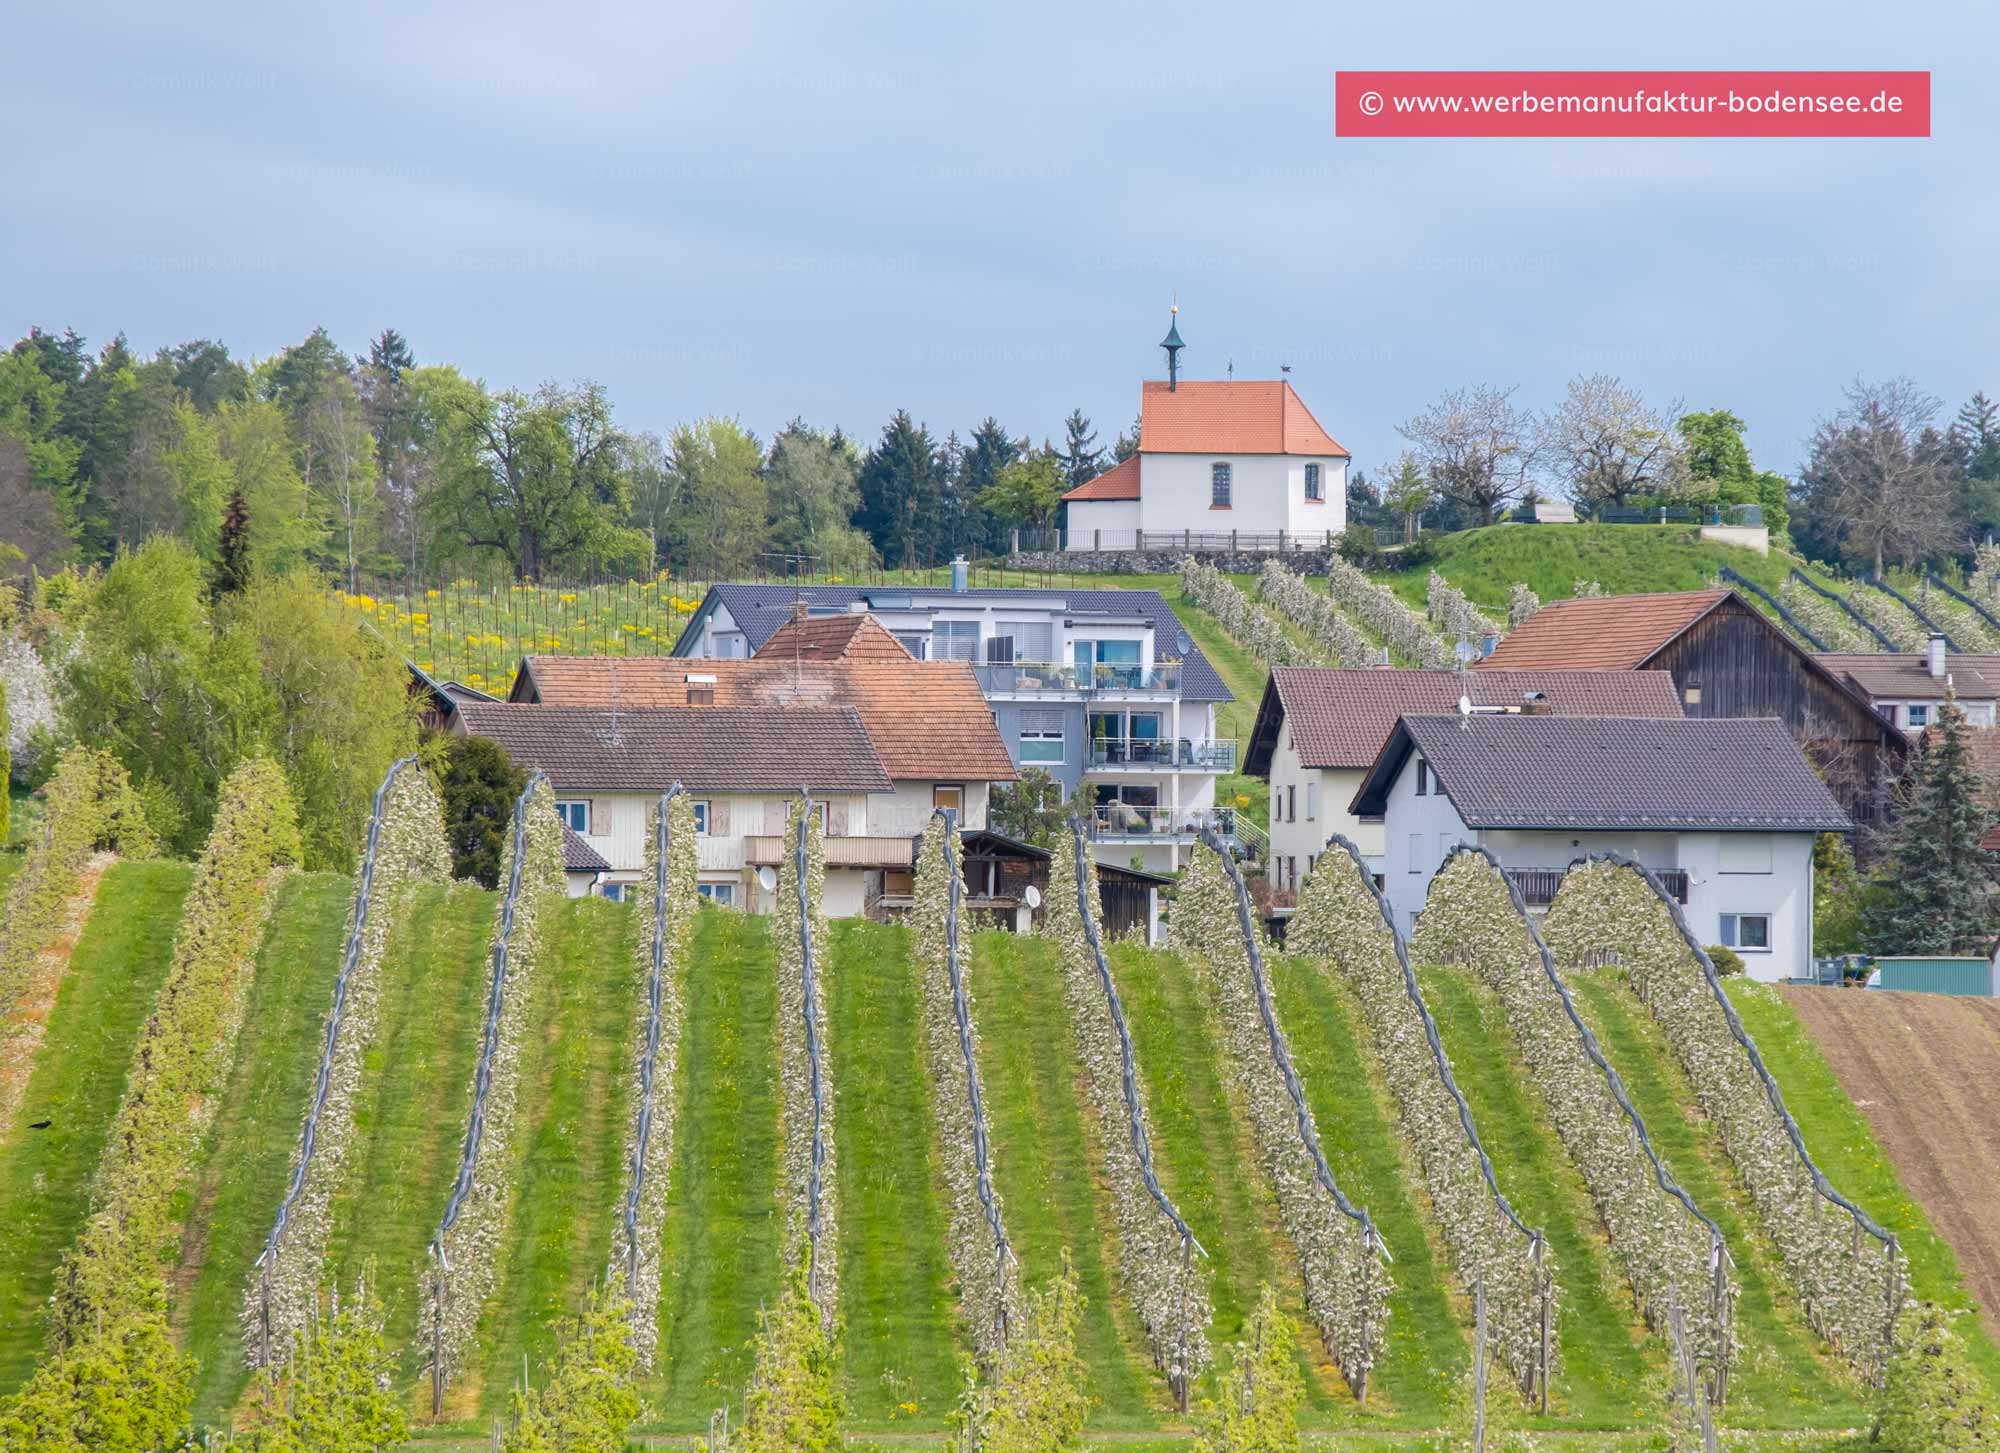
[1652,600,1902,832]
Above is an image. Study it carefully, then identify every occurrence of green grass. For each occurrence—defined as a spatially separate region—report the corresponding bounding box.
[646,907,785,1431]
[179,872,355,1425]
[969,931,1159,1430]
[473,896,640,1420]
[0,859,194,1392]
[1727,981,2000,1394]
[1415,965,1659,1425]
[824,920,962,1425]
[1107,945,1345,1417]
[322,882,495,1392]
[1271,955,1465,1425]
[1566,972,1863,1427]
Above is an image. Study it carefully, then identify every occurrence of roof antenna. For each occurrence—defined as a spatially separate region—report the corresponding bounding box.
[601,660,623,747]
[1226,357,1234,381]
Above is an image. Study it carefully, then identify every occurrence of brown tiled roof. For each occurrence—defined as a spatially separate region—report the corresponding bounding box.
[1477,588,1734,670]
[560,821,610,873]
[1138,380,1348,456]
[511,649,1016,782]
[1819,652,2000,702]
[458,703,892,793]
[1352,715,1851,831]
[1062,453,1141,502]
[1259,667,1684,770]
[755,611,916,663]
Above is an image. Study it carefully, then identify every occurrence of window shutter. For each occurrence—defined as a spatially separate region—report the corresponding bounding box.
[585,799,600,834]
[830,800,850,835]
[710,798,730,836]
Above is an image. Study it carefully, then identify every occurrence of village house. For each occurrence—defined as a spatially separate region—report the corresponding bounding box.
[1479,587,1908,837]
[1244,667,1685,892]
[1060,312,1350,552]
[1351,713,1851,981]
[1820,636,2000,732]
[672,578,1241,871]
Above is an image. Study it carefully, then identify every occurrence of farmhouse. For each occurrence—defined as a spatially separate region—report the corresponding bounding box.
[1479,587,1907,836]
[1244,667,1685,893]
[1059,312,1350,551]
[1351,713,1851,981]
[672,579,1241,870]
[1820,637,2000,732]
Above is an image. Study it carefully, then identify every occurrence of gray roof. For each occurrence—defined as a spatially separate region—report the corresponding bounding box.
[560,821,610,873]
[677,583,1232,702]
[458,702,893,794]
[1351,714,1852,832]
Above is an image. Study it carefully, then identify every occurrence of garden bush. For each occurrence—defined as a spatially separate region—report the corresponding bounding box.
[1703,944,1744,977]
[608,790,699,1369]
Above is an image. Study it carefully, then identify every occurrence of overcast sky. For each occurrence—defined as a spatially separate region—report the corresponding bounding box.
[5,1,1992,478]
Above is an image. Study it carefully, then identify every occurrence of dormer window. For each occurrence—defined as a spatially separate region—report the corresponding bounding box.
[1210,462,1232,508]
[1305,463,1323,501]
[685,673,717,705]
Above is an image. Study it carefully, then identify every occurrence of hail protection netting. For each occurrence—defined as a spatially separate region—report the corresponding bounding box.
[1543,856,1904,1382]
[1288,834,1555,1405]
[425,772,566,1410]
[1411,847,1738,1403]
[248,755,449,1370]
[1049,823,1211,1406]
[913,810,1021,1361]
[609,788,699,1369]
[777,793,839,1322]
[1172,835,1390,1400]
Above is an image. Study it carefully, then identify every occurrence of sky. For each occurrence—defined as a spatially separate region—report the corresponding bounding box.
[4,1,1995,480]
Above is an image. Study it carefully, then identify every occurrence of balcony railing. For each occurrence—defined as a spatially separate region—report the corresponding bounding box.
[972,661,1181,694]
[744,834,915,869]
[1505,866,1688,908]
[1086,737,1238,772]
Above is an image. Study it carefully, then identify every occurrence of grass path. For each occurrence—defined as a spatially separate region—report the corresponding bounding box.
[1416,965,1658,1426]
[178,871,354,1424]
[825,920,961,1425]
[1566,973,1863,1427]
[646,908,784,1431]
[1271,955,1465,1426]
[1730,982,2000,1394]
[1107,945,1346,1416]
[0,859,193,1392]
[969,932,1159,1430]
[472,897,640,1421]
[322,883,494,1394]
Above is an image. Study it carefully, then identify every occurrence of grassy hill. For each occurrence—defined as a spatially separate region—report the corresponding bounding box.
[3,856,1992,1450]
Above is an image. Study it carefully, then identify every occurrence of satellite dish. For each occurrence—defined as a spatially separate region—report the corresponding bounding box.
[1175,629,1193,657]
[757,866,778,892]
[1024,885,1042,910]
[1459,694,1473,717]
[1454,639,1480,666]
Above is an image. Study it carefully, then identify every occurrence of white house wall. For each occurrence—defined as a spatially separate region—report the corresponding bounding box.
[1136,453,1348,539]
[1376,750,1475,934]
[1267,719,1380,883]
[1065,498,1142,549]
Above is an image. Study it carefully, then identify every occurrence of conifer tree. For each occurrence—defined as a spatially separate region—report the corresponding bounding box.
[1060,409,1103,489]
[1865,689,1994,954]
[216,487,252,596]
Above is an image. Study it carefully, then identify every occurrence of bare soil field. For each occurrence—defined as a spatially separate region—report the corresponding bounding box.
[1783,986,2000,1335]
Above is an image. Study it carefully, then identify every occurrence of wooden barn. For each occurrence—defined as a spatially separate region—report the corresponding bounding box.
[1480,587,1908,839]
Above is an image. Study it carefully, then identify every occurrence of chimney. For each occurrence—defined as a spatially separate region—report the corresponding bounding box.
[1479,631,1501,659]
[950,556,969,593]
[790,600,809,622]
[1929,633,1948,680]
[1520,691,1551,715]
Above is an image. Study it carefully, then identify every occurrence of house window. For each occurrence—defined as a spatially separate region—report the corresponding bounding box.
[691,800,710,836]
[1718,835,1773,874]
[1211,462,1232,508]
[1719,912,1771,951]
[996,621,1054,663]
[685,673,716,705]
[697,882,736,906]
[556,800,590,833]
[1305,463,1323,502]
[932,620,979,662]
[1408,833,1424,872]
[1305,779,1318,821]
[934,785,965,816]
[1286,785,1296,821]
[1906,704,1930,728]
[601,883,627,903]
[1415,760,1429,796]
[1020,709,1066,764]
[894,632,928,660]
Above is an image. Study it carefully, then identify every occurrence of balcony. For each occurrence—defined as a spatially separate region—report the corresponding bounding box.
[743,835,916,869]
[1087,805,1263,860]
[1086,737,1238,773]
[1504,866,1688,908]
[973,661,1182,696]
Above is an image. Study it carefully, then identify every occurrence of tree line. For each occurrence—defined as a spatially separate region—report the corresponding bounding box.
[1351,374,2000,576]
[0,324,1131,586]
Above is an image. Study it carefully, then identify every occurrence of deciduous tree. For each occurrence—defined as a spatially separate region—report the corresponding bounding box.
[1799,378,1961,576]
[1541,373,1688,509]
[1396,384,1536,527]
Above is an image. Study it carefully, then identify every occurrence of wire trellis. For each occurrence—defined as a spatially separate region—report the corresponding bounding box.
[622,784,685,1293]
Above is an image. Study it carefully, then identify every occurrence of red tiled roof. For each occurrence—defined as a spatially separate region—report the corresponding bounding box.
[1264,667,1684,769]
[512,649,1016,783]
[1138,380,1348,456]
[1476,588,1734,670]
[1062,453,1141,502]
[756,611,917,663]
